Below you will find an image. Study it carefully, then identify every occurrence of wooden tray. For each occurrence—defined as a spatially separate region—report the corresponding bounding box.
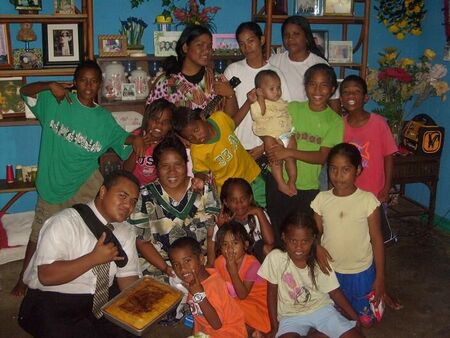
[102,276,183,336]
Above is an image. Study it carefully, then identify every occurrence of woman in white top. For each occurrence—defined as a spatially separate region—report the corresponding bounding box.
[269,15,341,113]
[224,22,290,161]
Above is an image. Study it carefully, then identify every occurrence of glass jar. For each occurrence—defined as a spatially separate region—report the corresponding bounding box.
[102,61,126,100]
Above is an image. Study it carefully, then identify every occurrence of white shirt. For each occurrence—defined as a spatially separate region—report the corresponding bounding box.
[269,51,339,101]
[24,201,140,294]
[224,59,291,150]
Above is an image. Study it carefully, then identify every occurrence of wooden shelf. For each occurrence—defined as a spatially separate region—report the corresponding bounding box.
[0,118,39,127]
[0,67,76,77]
[0,179,35,193]
[0,14,88,24]
[253,15,365,24]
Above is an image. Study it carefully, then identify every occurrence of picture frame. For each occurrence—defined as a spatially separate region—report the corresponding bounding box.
[54,0,76,15]
[98,35,128,57]
[324,0,353,16]
[121,83,136,101]
[312,30,329,59]
[328,41,353,63]
[295,0,323,16]
[13,48,43,69]
[42,23,82,67]
[212,34,241,56]
[0,24,13,69]
[0,77,26,118]
[273,0,289,15]
[13,0,42,11]
[154,31,182,57]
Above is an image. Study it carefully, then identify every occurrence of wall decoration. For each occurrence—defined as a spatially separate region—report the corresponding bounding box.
[312,30,329,59]
[324,0,353,15]
[98,35,128,57]
[13,48,43,69]
[54,0,76,15]
[273,0,288,15]
[121,83,136,101]
[42,23,82,67]
[153,31,181,57]
[0,77,26,118]
[295,0,322,16]
[0,24,13,69]
[328,41,353,63]
[212,34,240,56]
[13,0,42,13]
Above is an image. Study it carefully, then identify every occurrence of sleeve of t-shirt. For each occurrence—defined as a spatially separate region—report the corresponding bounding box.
[315,268,340,294]
[310,192,324,216]
[365,192,381,217]
[104,112,132,160]
[321,114,344,148]
[258,249,282,285]
[146,76,169,105]
[191,147,210,174]
[21,90,54,123]
[244,257,263,282]
[217,110,235,131]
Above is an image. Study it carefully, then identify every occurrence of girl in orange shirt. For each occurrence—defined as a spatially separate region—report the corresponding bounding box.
[214,221,270,336]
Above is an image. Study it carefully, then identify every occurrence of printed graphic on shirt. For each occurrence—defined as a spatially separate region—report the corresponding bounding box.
[282,271,311,304]
[214,134,240,167]
[294,131,322,145]
[50,120,102,152]
[188,299,204,316]
[349,141,370,168]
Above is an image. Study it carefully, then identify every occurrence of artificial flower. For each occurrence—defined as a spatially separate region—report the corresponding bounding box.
[172,0,220,32]
[424,48,436,60]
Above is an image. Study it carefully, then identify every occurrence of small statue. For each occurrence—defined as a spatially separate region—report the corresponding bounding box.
[17,23,37,43]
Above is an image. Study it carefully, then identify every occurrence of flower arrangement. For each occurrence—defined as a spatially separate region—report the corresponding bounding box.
[367,47,449,127]
[375,0,426,40]
[172,0,220,32]
[120,17,148,49]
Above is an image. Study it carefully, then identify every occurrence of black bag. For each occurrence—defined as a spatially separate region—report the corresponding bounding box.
[403,114,445,156]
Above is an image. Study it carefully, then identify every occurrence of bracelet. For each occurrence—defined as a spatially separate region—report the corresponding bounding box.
[192,291,207,304]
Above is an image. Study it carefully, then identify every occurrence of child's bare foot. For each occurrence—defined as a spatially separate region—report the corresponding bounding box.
[10,279,27,297]
[287,181,297,196]
[278,182,294,196]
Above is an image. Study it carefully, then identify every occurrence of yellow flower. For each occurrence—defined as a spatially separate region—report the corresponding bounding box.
[400,58,414,67]
[424,49,436,60]
[398,20,407,28]
[411,27,422,36]
[414,5,422,13]
[396,32,406,40]
[385,52,397,62]
[383,19,388,26]
[388,24,400,33]
[431,81,449,96]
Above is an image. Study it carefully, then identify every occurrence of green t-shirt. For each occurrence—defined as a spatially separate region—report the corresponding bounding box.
[288,101,343,190]
[23,90,131,204]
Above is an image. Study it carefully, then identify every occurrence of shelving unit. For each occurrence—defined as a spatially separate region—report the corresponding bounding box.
[0,0,94,127]
[252,0,370,78]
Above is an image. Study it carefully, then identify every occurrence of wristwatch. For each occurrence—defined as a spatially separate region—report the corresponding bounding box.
[192,291,206,304]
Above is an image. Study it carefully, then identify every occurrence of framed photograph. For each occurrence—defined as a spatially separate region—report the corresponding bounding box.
[98,35,128,57]
[312,30,329,59]
[324,0,353,16]
[328,41,353,63]
[0,77,26,118]
[42,23,82,67]
[13,0,42,11]
[273,0,288,15]
[121,83,136,101]
[295,0,323,16]
[154,31,181,57]
[13,48,43,69]
[0,24,13,69]
[212,34,240,56]
[54,0,76,15]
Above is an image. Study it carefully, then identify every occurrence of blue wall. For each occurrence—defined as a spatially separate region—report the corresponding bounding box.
[1,1,449,219]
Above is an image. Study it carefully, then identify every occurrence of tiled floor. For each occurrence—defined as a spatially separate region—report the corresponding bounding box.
[0,217,449,338]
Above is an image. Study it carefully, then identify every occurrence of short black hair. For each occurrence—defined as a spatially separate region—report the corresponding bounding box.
[215,221,251,257]
[168,236,202,260]
[304,63,338,94]
[340,74,368,95]
[171,106,203,135]
[74,59,102,82]
[254,69,280,89]
[153,134,188,168]
[102,170,139,191]
[141,98,176,135]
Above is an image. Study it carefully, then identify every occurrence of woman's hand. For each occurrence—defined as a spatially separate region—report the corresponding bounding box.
[49,82,73,104]
[213,75,235,98]
[248,144,264,160]
[316,244,333,275]
[266,143,291,162]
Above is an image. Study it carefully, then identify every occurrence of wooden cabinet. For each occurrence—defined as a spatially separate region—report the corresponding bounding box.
[252,0,370,78]
[0,0,94,126]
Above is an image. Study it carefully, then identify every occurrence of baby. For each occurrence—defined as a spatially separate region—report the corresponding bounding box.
[250,69,297,196]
